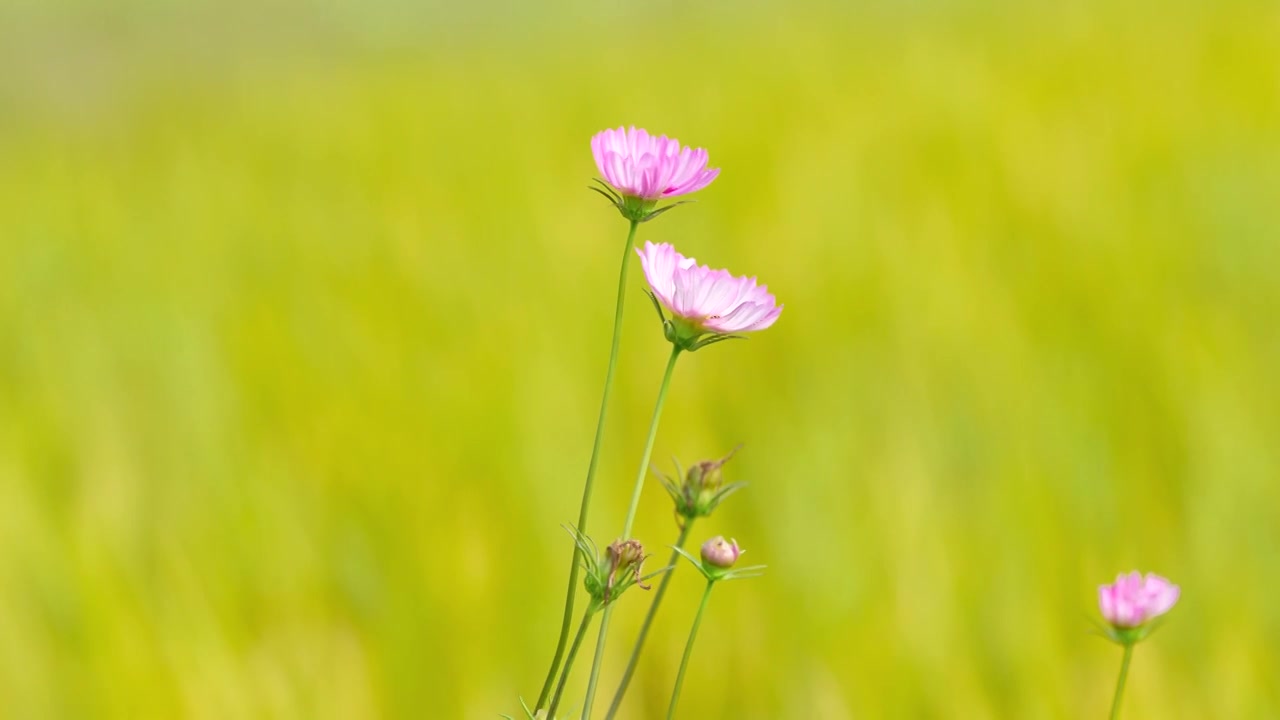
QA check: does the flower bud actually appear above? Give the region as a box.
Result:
[604,539,650,600]
[660,447,743,523]
[686,454,729,496]
[700,536,742,568]
[608,539,646,573]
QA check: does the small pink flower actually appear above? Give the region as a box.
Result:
[1099,571,1180,628]
[637,241,782,342]
[591,127,720,201]
[701,536,743,568]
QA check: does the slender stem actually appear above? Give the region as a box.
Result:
[537,220,639,710]
[667,581,715,720]
[605,521,696,719]
[581,345,683,719]
[548,604,600,720]
[621,346,682,538]
[1108,643,1135,720]
[581,604,613,720]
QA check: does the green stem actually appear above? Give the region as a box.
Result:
[537,220,639,710]
[667,580,715,720]
[581,345,683,719]
[621,346,682,538]
[581,604,613,720]
[1109,643,1134,720]
[604,521,696,720]
[548,604,600,720]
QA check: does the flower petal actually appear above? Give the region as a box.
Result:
[590,127,719,200]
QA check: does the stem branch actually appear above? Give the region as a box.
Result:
[548,604,599,720]
[604,521,695,719]
[667,581,715,720]
[1109,643,1135,720]
[581,345,683,719]
[536,221,639,709]
[621,346,682,538]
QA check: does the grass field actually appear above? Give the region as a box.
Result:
[1,1,1278,717]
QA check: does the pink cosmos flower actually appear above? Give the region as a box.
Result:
[1098,571,1180,628]
[591,127,719,202]
[637,241,782,347]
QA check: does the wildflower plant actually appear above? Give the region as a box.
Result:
[1095,571,1180,720]
[533,127,723,714]
[513,123,1194,720]
[517,127,781,720]
[665,537,766,719]
[606,450,746,718]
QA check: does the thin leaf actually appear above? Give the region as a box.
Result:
[659,476,682,504]
[588,186,623,207]
[721,564,768,582]
[709,481,749,509]
[671,546,710,579]
[1135,616,1168,641]
[562,524,599,564]
[640,200,695,223]
[590,177,622,201]
[638,564,675,583]
[643,289,667,325]
[691,334,746,351]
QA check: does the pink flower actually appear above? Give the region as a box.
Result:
[637,242,782,345]
[591,127,719,201]
[700,536,743,568]
[1099,571,1180,628]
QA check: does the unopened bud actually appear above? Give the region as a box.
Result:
[605,539,650,599]
[686,454,729,494]
[664,446,742,521]
[700,536,742,568]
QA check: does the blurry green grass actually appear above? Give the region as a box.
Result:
[1,1,1278,718]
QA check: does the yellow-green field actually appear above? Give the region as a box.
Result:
[2,2,1278,717]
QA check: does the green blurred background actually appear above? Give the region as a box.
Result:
[2,1,1278,717]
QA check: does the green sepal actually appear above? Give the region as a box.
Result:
[588,179,660,222]
[589,186,621,206]
[645,293,753,353]
[702,481,748,515]
[643,289,669,327]
[640,200,694,223]
[671,545,766,582]
[671,546,710,579]
[687,333,746,352]
[589,178,622,203]
[638,565,675,585]
[720,565,768,581]
[499,696,540,720]
[562,524,599,567]
[1095,616,1167,646]
[656,466,684,507]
